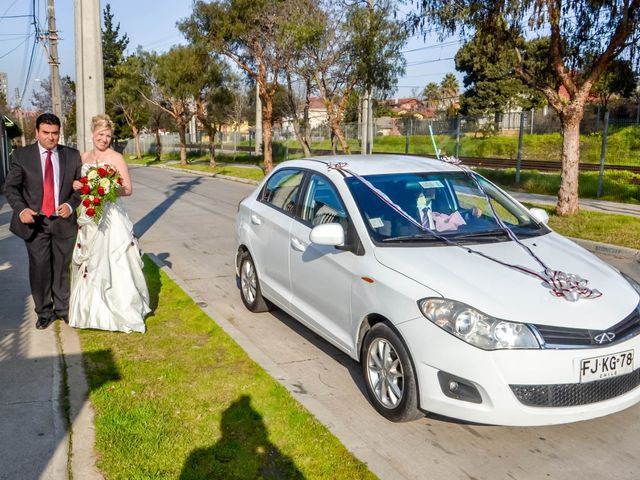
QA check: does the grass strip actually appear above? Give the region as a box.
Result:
[79,257,375,480]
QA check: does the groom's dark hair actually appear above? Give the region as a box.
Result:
[36,113,61,130]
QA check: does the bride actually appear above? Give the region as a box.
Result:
[69,114,150,333]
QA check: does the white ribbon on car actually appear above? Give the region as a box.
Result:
[326,160,602,302]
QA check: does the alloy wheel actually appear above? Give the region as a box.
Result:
[366,337,404,408]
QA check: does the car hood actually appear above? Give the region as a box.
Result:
[373,232,639,329]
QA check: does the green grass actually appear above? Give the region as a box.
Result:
[477,168,640,204]
[80,257,375,480]
[528,205,640,250]
[306,125,640,166]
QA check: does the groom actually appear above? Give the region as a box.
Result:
[4,113,82,329]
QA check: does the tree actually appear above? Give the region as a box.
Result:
[102,3,130,92]
[141,46,203,165]
[31,76,76,139]
[455,36,547,115]
[591,59,637,109]
[303,0,406,153]
[411,0,640,216]
[180,0,319,173]
[109,52,151,159]
[192,51,236,168]
[440,73,459,115]
[422,82,440,110]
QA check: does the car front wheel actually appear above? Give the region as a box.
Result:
[361,323,422,422]
[239,251,270,313]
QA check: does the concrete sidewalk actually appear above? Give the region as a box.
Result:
[508,191,640,217]
[0,196,101,480]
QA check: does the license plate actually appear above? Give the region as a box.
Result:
[580,350,634,382]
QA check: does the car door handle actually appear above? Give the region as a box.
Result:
[291,237,306,252]
[250,214,262,225]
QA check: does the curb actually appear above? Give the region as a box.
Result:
[59,325,104,480]
[569,237,640,262]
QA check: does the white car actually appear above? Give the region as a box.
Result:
[235,154,640,426]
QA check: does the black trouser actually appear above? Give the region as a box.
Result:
[24,216,74,319]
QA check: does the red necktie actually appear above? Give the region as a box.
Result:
[42,149,55,217]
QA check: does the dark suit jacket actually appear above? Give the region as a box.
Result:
[4,143,82,241]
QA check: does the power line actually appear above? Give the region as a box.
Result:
[0,35,29,59]
[405,56,455,67]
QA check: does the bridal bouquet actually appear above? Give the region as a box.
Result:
[77,164,122,224]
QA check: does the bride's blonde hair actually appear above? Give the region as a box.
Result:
[90,113,114,133]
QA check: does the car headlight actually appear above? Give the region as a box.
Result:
[621,272,640,297]
[418,298,540,350]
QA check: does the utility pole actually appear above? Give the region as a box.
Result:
[45,0,64,143]
[360,0,374,156]
[74,0,105,152]
[14,88,26,147]
[255,86,262,156]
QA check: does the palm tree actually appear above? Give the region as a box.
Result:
[423,82,441,111]
[440,73,459,115]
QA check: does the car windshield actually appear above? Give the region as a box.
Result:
[345,171,549,244]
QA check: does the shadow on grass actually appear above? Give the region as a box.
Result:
[179,395,304,480]
[81,348,121,391]
[142,256,162,313]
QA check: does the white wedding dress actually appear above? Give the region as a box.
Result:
[69,169,150,333]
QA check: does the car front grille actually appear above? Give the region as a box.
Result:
[510,369,640,407]
[532,308,640,348]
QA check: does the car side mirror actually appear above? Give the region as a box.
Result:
[309,223,345,247]
[529,207,549,225]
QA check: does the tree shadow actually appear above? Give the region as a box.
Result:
[179,395,305,480]
[133,176,204,239]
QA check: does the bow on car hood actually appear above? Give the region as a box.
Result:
[373,232,639,329]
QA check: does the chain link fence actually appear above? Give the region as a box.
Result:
[121,102,640,168]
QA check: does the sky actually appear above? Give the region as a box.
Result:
[0,0,462,108]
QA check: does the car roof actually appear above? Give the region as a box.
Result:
[277,154,463,176]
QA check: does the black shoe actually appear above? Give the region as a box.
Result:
[55,311,69,324]
[35,315,55,330]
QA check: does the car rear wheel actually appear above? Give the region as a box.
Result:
[361,323,422,422]
[239,252,270,313]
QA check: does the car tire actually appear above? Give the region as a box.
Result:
[361,323,422,422]
[239,252,271,313]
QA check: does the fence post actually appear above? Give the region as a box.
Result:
[597,110,610,198]
[455,115,461,159]
[516,111,525,184]
[530,109,534,134]
[285,127,289,161]
[404,118,410,154]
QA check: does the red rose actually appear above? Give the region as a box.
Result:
[98,168,108,177]
[93,197,101,205]
[117,178,123,185]
[82,198,91,207]
[80,176,89,184]
[86,208,95,217]
[81,185,91,194]
[97,186,105,195]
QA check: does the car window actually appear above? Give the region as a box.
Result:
[301,174,348,228]
[260,169,304,214]
[345,171,548,243]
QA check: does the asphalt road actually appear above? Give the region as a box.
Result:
[124,165,640,480]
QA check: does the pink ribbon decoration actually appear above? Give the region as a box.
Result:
[326,160,602,302]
